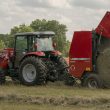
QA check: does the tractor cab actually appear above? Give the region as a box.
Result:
[15,31,55,52]
[14,31,55,67]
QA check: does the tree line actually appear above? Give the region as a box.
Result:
[0,19,70,56]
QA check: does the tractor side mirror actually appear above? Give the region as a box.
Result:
[53,42,56,48]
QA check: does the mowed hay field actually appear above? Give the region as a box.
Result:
[0,81,110,110]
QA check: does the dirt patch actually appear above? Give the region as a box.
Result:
[0,94,110,106]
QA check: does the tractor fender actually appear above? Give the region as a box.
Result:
[51,50,62,56]
[26,52,45,57]
[20,52,45,63]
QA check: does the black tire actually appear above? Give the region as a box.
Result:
[64,73,75,86]
[52,56,69,81]
[0,70,6,85]
[82,74,102,88]
[45,60,58,82]
[19,56,47,86]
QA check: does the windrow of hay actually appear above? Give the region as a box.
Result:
[0,94,110,106]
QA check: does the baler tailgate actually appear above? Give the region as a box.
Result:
[95,11,110,38]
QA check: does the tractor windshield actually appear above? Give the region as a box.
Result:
[36,37,54,51]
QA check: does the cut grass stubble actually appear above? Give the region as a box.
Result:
[0,81,110,110]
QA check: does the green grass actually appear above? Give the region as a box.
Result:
[0,103,109,110]
[0,81,110,98]
[0,81,110,110]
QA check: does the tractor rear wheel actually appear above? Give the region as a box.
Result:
[53,56,68,81]
[45,60,58,82]
[19,56,47,86]
[82,74,102,88]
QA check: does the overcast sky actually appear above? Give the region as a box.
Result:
[0,0,110,41]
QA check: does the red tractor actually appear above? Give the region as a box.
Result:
[0,31,68,85]
[68,11,110,88]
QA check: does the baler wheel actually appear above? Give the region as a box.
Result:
[82,74,102,88]
[19,56,47,86]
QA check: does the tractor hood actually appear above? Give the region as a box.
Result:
[95,11,110,38]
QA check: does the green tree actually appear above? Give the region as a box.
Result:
[0,34,9,49]
[10,24,33,35]
[30,19,47,31]
[0,40,5,50]
[63,40,71,57]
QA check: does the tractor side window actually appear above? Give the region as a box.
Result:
[16,36,27,51]
[28,36,36,52]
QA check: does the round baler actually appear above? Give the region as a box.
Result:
[68,11,110,88]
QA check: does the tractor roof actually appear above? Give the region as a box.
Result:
[15,31,55,36]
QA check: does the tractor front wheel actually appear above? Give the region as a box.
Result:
[19,56,47,86]
[82,74,102,88]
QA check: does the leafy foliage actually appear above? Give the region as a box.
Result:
[10,24,33,35]
[0,40,5,50]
